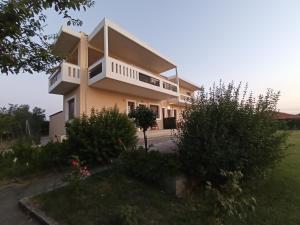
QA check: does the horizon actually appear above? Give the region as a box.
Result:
[0,0,299,116]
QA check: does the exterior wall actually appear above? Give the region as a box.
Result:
[179,86,193,96]
[49,111,65,141]
[63,87,80,121]
[84,86,165,129]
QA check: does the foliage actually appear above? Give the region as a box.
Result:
[65,157,91,203]
[203,170,256,225]
[119,205,139,225]
[278,119,300,130]
[128,105,157,152]
[0,139,67,179]
[0,104,47,145]
[0,0,95,74]
[177,81,289,185]
[66,107,138,164]
[119,148,181,183]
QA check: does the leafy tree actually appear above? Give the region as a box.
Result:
[0,0,95,74]
[128,105,157,153]
[0,104,47,143]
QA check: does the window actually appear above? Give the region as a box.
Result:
[68,98,75,120]
[89,63,102,79]
[139,73,160,86]
[162,108,165,119]
[127,101,135,114]
[150,104,160,119]
[163,82,178,92]
[186,92,191,96]
[174,109,177,119]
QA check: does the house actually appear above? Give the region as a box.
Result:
[48,18,201,141]
[273,112,300,120]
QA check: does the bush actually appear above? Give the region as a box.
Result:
[0,139,68,179]
[66,107,138,164]
[119,148,181,183]
[177,82,289,185]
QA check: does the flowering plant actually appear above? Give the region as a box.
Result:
[65,157,91,199]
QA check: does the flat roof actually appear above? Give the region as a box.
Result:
[168,75,202,91]
[88,18,177,73]
[52,26,81,56]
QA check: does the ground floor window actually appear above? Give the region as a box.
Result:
[68,98,75,120]
[127,100,136,114]
[150,104,160,119]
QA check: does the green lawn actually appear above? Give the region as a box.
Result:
[241,130,300,225]
[32,131,300,225]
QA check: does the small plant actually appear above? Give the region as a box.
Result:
[203,170,256,225]
[128,105,156,152]
[65,156,91,200]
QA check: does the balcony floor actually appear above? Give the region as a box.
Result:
[50,81,79,95]
[90,77,177,100]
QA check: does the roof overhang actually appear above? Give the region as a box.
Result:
[168,76,202,91]
[52,26,81,56]
[88,18,176,74]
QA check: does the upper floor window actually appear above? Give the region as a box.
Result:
[163,82,177,92]
[139,73,160,87]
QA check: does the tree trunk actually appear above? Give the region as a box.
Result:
[143,129,148,153]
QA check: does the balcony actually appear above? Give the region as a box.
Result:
[48,62,80,95]
[169,94,193,106]
[88,56,179,100]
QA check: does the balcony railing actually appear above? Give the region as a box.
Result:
[48,62,80,94]
[107,56,179,96]
[179,94,192,103]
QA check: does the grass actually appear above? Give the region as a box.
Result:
[33,169,203,225]
[32,131,300,225]
[240,130,300,225]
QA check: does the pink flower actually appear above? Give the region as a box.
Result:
[71,159,79,168]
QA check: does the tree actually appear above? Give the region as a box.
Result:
[0,104,47,142]
[0,0,95,74]
[128,105,157,153]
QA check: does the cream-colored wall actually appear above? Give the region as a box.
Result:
[49,111,65,141]
[63,87,80,121]
[179,86,193,96]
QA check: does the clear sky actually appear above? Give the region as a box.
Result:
[1,0,300,116]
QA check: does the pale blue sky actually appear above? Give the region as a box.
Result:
[1,0,300,116]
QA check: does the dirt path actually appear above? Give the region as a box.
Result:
[0,173,64,225]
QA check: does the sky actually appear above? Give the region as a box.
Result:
[1,0,300,116]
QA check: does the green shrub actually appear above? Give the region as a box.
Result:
[37,141,68,170]
[66,107,138,164]
[177,82,289,184]
[119,148,181,183]
[0,140,68,179]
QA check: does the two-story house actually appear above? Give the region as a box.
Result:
[49,18,201,141]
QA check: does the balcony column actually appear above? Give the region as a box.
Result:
[104,21,109,74]
[79,32,89,115]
